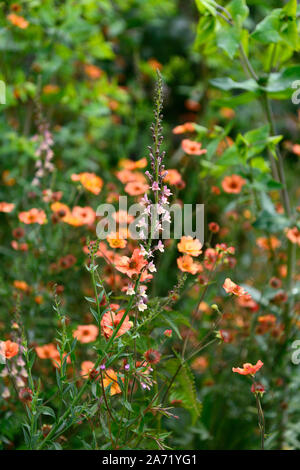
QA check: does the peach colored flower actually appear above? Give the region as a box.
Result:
[18,208,46,224]
[119,158,148,170]
[80,361,96,378]
[115,248,147,278]
[7,13,29,29]
[13,280,31,293]
[84,64,103,79]
[0,202,15,213]
[102,369,122,396]
[163,169,184,186]
[177,236,202,257]
[73,325,99,344]
[35,343,70,368]
[223,278,250,299]
[101,308,132,339]
[221,174,246,194]
[181,139,207,155]
[71,172,103,195]
[0,340,19,359]
[70,206,96,225]
[124,181,149,196]
[286,226,300,246]
[43,84,60,95]
[172,122,196,134]
[177,255,200,274]
[107,232,127,249]
[256,236,281,251]
[232,360,263,376]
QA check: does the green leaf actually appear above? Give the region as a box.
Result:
[210,77,258,92]
[216,26,240,59]
[228,0,249,27]
[195,0,218,15]
[252,9,282,44]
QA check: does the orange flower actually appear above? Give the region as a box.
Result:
[223,278,250,299]
[221,174,246,194]
[101,308,132,339]
[102,369,122,396]
[35,343,59,360]
[73,325,99,344]
[43,84,60,95]
[50,202,71,219]
[163,169,184,187]
[18,208,47,224]
[232,360,263,376]
[0,340,19,359]
[172,122,196,134]
[80,361,96,378]
[286,226,300,246]
[107,232,127,249]
[7,13,29,29]
[181,139,207,155]
[177,236,202,257]
[84,64,103,79]
[0,202,15,213]
[256,236,281,251]
[13,280,31,293]
[64,206,96,226]
[119,158,148,170]
[177,255,200,274]
[115,248,147,278]
[124,181,149,196]
[71,172,103,195]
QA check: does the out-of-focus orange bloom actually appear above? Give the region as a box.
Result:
[163,169,184,187]
[7,13,29,29]
[80,361,96,378]
[50,202,72,219]
[102,369,122,396]
[181,139,207,156]
[119,158,147,170]
[107,232,127,249]
[232,360,263,376]
[113,210,135,224]
[71,172,103,195]
[0,340,19,359]
[191,356,208,372]
[184,99,200,112]
[116,170,147,185]
[35,343,58,359]
[115,248,147,278]
[124,181,149,196]
[222,174,246,194]
[286,226,300,246]
[0,202,15,213]
[172,122,196,134]
[18,208,46,225]
[13,280,31,293]
[35,343,70,369]
[291,143,300,156]
[177,255,200,274]
[34,295,44,305]
[101,308,132,339]
[216,136,234,155]
[147,58,163,71]
[64,206,96,226]
[84,64,103,79]
[2,170,16,186]
[43,84,60,95]
[73,325,99,344]
[177,236,202,257]
[223,278,250,299]
[220,107,235,119]
[256,236,281,251]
